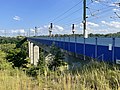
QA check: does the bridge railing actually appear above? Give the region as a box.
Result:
[28,37,120,64]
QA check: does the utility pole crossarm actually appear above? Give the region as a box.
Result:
[114,12,120,18]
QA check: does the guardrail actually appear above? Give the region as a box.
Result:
[28,37,120,64]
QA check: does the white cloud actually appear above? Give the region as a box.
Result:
[101,21,120,29]
[113,8,120,12]
[0,30,5,33]
[13,16,21,21]
[30,28,35,32]
[11,30,17,33]
[36,25,65,35]
[87,21,120,34]
[25,25,65,36]
[43,25,49,28]
[94,1,99,3]
[11,29,25,33]
[19,29,25,33]
[77,21,120,34]
[87,22,99,27]
[110,2,120,7]
[54,25,64,32]
[101,21,106,24]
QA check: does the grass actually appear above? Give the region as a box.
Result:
[0,49,120,90]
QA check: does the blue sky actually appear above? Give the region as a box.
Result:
[0,0,120,36]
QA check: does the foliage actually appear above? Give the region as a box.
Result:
[48,44,67,71]
[1,36,120,89]
[0,50,13,70]
[15,37,27,48]
[0,36,24,44]
[0,37,29,68]
[89,32,120,37]
[26,49,46,77]
[0,44,16,53]
[6,48,28,68]
[37,49,46,75]
[26,65,38,77]
[0,45,120,89]
[38,31,120,38]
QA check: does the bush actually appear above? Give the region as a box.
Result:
[6,48,28,68]
[48,44,67,71]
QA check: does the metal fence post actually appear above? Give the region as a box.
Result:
[64,36,65,42]
[95,38,98,58]
[68,36,70,51]
[112,38,115,63]
[62,37,64,49]
[59,36,61,48]
[84,38,86,60]
[75,35,77,53]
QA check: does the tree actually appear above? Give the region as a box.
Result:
[48,44,66,71]
[6,48,28,68]
[37,49,45,74]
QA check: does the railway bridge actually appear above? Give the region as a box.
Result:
[27,37,120,66]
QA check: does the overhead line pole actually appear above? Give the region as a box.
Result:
[83,0,87,38]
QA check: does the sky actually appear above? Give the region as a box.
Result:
[0,0,120,36]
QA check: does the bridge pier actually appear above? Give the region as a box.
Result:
[33,45,39,66]
[28,41,39,66]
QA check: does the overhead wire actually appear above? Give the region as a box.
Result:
[54,8,82,23]
[95,0,120,7]
[50,0,83,23]
[47,0,120,34]
[114,12,120,18]
[87,0,120,21]
[54,1,93,24]
[88,9,120,21]
[58,1,94,31]
[63,18,82,26]
[87,6,113,18]
[87,7,113,21]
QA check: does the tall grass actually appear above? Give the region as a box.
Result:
[0,49,120,90]
[36,61,120,90]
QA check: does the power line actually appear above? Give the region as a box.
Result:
[63,18,82,26]
[50,0,83,22]
[54,1,93,24]
[87,9,113,21]
[88,4,120,21]
[114,12,120,18]
[87,6,113,20]
[94,0,120,7]
[54,8,82,23]
[64,17,82,24]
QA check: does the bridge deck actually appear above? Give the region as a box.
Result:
[28,37,120,64]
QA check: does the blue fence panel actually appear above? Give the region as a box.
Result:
[76,43,84,54]
[59,41,64,49]
[85,44,96,58]
[50,40,53,46]
[57,41,61,48]
[97,45,112,63]
[54,41,59,47]
[115,47,120,61]
[69,42,75,53]
[64,42,69,51]
[61,42,66,50]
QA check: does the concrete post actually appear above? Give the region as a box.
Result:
[28,41,31,58]
[30,42,34,64]
[33,45,39,66]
